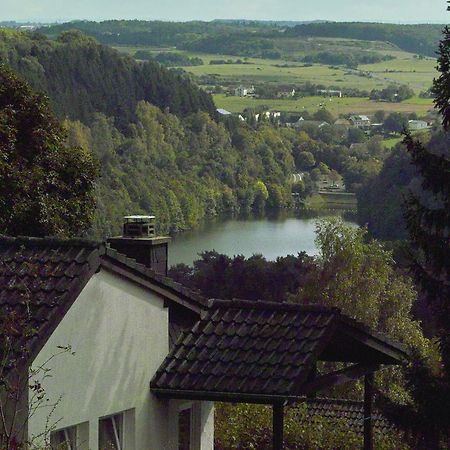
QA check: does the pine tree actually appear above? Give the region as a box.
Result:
[394,4,450,447]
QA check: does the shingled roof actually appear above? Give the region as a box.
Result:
[0,236,102,371]
[0,236,206,374]
[151,299,408,403]
[304,398,393,434]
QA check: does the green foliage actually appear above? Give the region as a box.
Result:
[0,29,216,125]
[370,84,415,103]
[63,103,294,237]
[169,251,314,302]
[214,402,410,450]
[384,112,409,134]
[0,65,98,237]
[134,50,204,67]
[304,50,393,67]
[357,144,416,240]
[292,219,438,403]
[287,22,444,57]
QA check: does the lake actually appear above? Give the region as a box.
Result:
[168,211,357,267]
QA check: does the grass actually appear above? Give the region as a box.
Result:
[213,94,433,116]
[112,43,435,117]
[113,45,435,92]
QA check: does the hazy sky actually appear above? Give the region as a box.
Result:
[1,0,448,23]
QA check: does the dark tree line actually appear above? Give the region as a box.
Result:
[0,29,216,127]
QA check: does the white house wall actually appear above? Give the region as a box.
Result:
[28,269,213,450]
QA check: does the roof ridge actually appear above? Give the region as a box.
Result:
[0,235,103,249]
[208,298,341,313]
[103,247,206,310]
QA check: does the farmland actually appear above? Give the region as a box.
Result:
[113,39,436,117]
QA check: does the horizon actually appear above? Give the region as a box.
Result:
[1,0,448,24]
[1,18,447,26]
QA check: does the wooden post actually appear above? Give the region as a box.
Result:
[364,373,374,450]
[273,403,284,450]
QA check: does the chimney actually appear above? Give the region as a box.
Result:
[107,215,171,275]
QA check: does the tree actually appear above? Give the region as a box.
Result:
[0,65,99,237]
[382,7,450,446]
[384,112,408,134]
[296,151,315,170]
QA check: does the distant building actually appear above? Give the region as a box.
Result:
[277,89,296,98]
[234,85,255,97]
[408,119,429,131]
[318,89,342,98]
[349,115,371,129]
[294,117,329,130]
[334,118,351,127]
[235,85,248,97]
[216,108,233,116]
[255,111,282,122]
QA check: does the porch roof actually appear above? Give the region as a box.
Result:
[151,299,408,403]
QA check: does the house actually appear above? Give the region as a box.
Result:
[234,85,255,97]
[294,117,329,130]
[334,118,351,127]
[254,111,282,122]
[216,108,232,116]
[318,89,342,98]
[349,115,371,129]
[408,119,429,131]
[1,217,409,450]
[277,89,296,98]
[234,85,248,97]
[0,216,213,450]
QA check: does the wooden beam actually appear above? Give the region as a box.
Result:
[364,373,374,450]
[299,363,380,395]
[273,403,284,450]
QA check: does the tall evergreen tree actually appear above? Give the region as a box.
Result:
[389,4,450,448]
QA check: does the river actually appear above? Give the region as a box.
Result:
[168,211,357,267]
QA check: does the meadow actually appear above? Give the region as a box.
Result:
[112,37,436,117]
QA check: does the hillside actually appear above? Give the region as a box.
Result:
[0,29,300,237]
[286,22,444,57]
[0,28,216,125]
[39,20,443,58]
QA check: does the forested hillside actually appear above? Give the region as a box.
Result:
[39,20,443,58]
[0,29,299,237]
[286,22,443,57]
[64,105,294,238]
[0,28,215,125]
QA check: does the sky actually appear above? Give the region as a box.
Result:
[1,0,448,24]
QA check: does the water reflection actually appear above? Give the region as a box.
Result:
[168,210,357,267]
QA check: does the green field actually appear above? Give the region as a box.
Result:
[213,94,433,116]
[113,44,436,91]
[112,40,436,117]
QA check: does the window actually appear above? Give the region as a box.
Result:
[50,426,77,450]
[99,413,123,450]
[178,407,192,450]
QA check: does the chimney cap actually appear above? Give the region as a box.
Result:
[124,215,155,223]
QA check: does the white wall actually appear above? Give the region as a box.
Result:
[28,269,214,450]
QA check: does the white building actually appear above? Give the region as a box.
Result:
[1,217,213,450]
[349,115,371,129]
[408,119,429,131]
[234,85,248,97]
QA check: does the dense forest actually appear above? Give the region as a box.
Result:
[0,28,215,125]
[0,29,302,237]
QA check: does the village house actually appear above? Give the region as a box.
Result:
[349,114,371,129]
[318,89,342,98]
[294,117,329,130]
[1,216,213,450]
[408,119,429,131]
[1,216,409,450]
[234,85,255,97]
